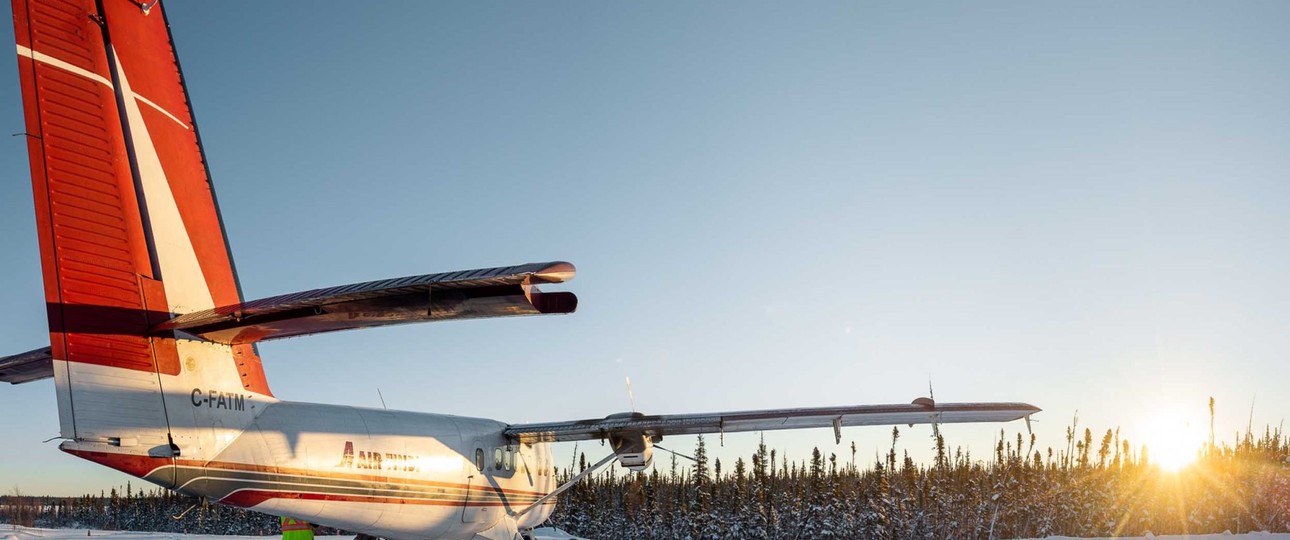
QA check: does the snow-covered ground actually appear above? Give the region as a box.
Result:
[0,527,588,540]
[1037,536,1290,540]
[2,525,1285,540]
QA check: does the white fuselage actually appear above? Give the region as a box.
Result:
[64,400,557,540]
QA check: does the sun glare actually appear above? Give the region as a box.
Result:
[1140,413,1203,472]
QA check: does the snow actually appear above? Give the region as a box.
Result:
[1,524,1283,540]
[0,526,590,540]
[0,527,344,540]
[530,527,590,540]
[1039,535,1288,540]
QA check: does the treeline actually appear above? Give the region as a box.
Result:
[4,421,1288,539]
[550,423,1290,539]
[0,484,323,535]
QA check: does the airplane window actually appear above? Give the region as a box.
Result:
[494,448,503,470]
[504,447,514,471]
[474,449,484,472]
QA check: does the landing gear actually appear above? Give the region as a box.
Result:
[354,534,381,540]
[518,528,535,540]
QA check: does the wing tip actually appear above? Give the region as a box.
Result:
[0,346,55,384]
[533,261,576,283]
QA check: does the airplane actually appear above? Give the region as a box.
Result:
[0,2,1040,539]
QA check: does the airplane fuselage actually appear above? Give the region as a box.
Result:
[64,401,556,540]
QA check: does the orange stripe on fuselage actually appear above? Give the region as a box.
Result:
[67,448,551,499]
[197,458,552,497]
[221,490,557,509]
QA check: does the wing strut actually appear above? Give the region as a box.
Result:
[512,453,618,518]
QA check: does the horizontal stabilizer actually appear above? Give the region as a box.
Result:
[0,347,54,384]
[505,400,1040,443]
[153,261,577,344]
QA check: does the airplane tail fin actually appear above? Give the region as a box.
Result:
[11,0,271,480]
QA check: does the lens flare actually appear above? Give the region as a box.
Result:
[1141,413,1203,472]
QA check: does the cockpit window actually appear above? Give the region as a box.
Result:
[494,447,504,470]
[474,448,484,472]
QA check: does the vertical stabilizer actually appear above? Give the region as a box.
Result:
[11,0,272,484]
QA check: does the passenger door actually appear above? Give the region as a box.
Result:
[462,439,488,523]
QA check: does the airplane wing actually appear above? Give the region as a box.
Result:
[153,261,576,345]
[504,400,1040,444]
[0,347,54,384]
[506,398,1039,514]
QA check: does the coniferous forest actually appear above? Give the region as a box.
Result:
[1,484,282,536]
[4,422,1289,540]
[549,423,1290,539]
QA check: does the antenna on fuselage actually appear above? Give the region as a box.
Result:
[377,388,388,410]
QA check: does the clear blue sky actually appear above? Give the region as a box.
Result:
[3,2,1290,495]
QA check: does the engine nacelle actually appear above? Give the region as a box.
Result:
[609,431,654,471]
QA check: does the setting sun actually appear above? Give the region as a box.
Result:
[1140,413,1205,472]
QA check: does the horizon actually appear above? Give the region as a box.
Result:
[3,2,1290,496]
[5,422,1289,539]
[3,410,1283,498]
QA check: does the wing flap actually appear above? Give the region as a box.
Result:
[505,401,1040,443]
[0,347,54,385]
[152,261,577,344]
